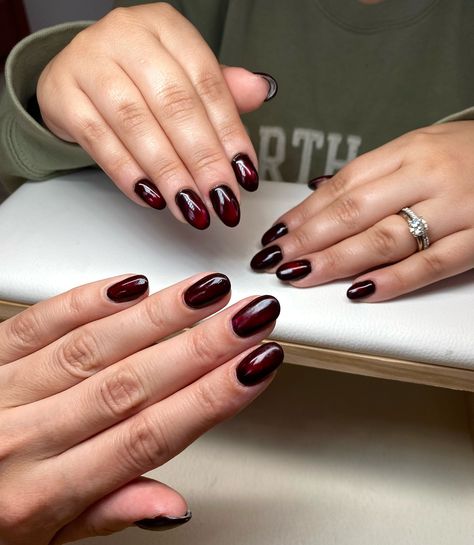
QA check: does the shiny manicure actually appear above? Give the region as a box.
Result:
[253,72,279,102]
[236,342,284,386]
[135,511,192,532]
[276,260,312,281]
[106,275,148,303]
[210,185,240,227]
[184,273,231,309]
[261,222,288,246]
[308,175,333,191]
[232,153,259,192]
[134,179,166,209]
[232,295,281,337]
[175,189,210,230]
[347,280,376,300]
[250,245,283,271]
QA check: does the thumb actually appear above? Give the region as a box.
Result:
[51,477,190,544]
[222,66,278,113]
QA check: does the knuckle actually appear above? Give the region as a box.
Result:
[290,227,313,253]
[8,310,42,353]
[151,156,183,184]
[194,72,225,103]
[115,100,149,134]
[65,287,89,317]
[99,369,146,418]
[193,378,226,424]
[142,297,166,331]
[191,147,223,173]
[330,196,361,230]
[125,414,171,471]
[370,225,398,259]
[55,328,102,378]
[217,120,245,147]
[420,252,445,279]
[328,171,350,198]
[187,330,221,364]
[159,84,196,122]
[76,116,109,146]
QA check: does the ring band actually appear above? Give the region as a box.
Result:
[398,207,430,251]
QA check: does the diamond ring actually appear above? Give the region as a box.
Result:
[398,207,430,251]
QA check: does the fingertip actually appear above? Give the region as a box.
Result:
[222,66,271,113]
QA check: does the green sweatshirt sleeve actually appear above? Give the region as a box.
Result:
[0,22,94,193]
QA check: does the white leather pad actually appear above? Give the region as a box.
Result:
[0,170,472,368]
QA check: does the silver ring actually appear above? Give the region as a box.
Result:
[398,207,430,251]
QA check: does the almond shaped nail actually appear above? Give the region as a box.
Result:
[184,273,231,309]
[106,275,148,303]
[210,185,240,227]
[236,342,284,386]
[231,295,280,337]
[175,189,210,230]
[232,154,259,192]
[276,260,312,281]
[261,222,288,246]
[250,245,283,271]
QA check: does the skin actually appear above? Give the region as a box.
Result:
[37,3,269,223]
[264,121,474,301]
[0,273,279,544]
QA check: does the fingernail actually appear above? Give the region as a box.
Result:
[135,511,192,532]
[106,275,148,303]
[250,245,283,271]
[184,273,231,309]
[253,72,278,102]
[261,222,288,246]
[236,342,284,386]
[232,295,281,338]
[347,280,376,300]
[308,175,333,191]
[210,185,240,227]
[276,259,312,281]
[232,153,259,192]
[175,189,210,230]
[134,179,166,210]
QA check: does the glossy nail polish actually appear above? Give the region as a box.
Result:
[175,189,210,230]
[250,245,283,271]
[134,179,166,210]
[236,342,284,386]
[308,175,333,191]
[232,295,281,337]
[106,275,148,303]
[210,185,240,227]
[184,273,231,309]
[347,280,376,300]
[276,260,312,281]
[232,153,259,192]
[135,511,192,532]
[261,222,288,246]
[253,72,279,102]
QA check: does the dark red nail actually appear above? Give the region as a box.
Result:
[184,273,231,309]
[134,179,166,210]
[210,185,240,227]
[135,511,192,532]
[250,245,283,271]
[347,280,376,300]
[106,275,148,303]
[253,72,278,102]
[232,154,259,192]
[261,223,288,246]
[232,295,280,338]
[175,189,210,230]
[276,260,312,281]
[236,342,284,386]
[308,175,333,191]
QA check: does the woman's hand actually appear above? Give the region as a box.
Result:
[37,3,274,229]
[250,121,474,302]
[0,273,282,544]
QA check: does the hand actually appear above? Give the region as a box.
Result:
[250,121,474,302]
[37,4,274,229]
[0,273,282,544]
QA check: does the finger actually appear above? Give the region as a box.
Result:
[30,296,280,452]
[54,342,284,506]
[46,83,157,209]
[278,199,462,287]
[346,229,474,302]
[0,275,148,366]
[2,273,231,405]
[222,66,275,114]
[51,477,189,545]
[251,168,429,271]
[261,137,407,241]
